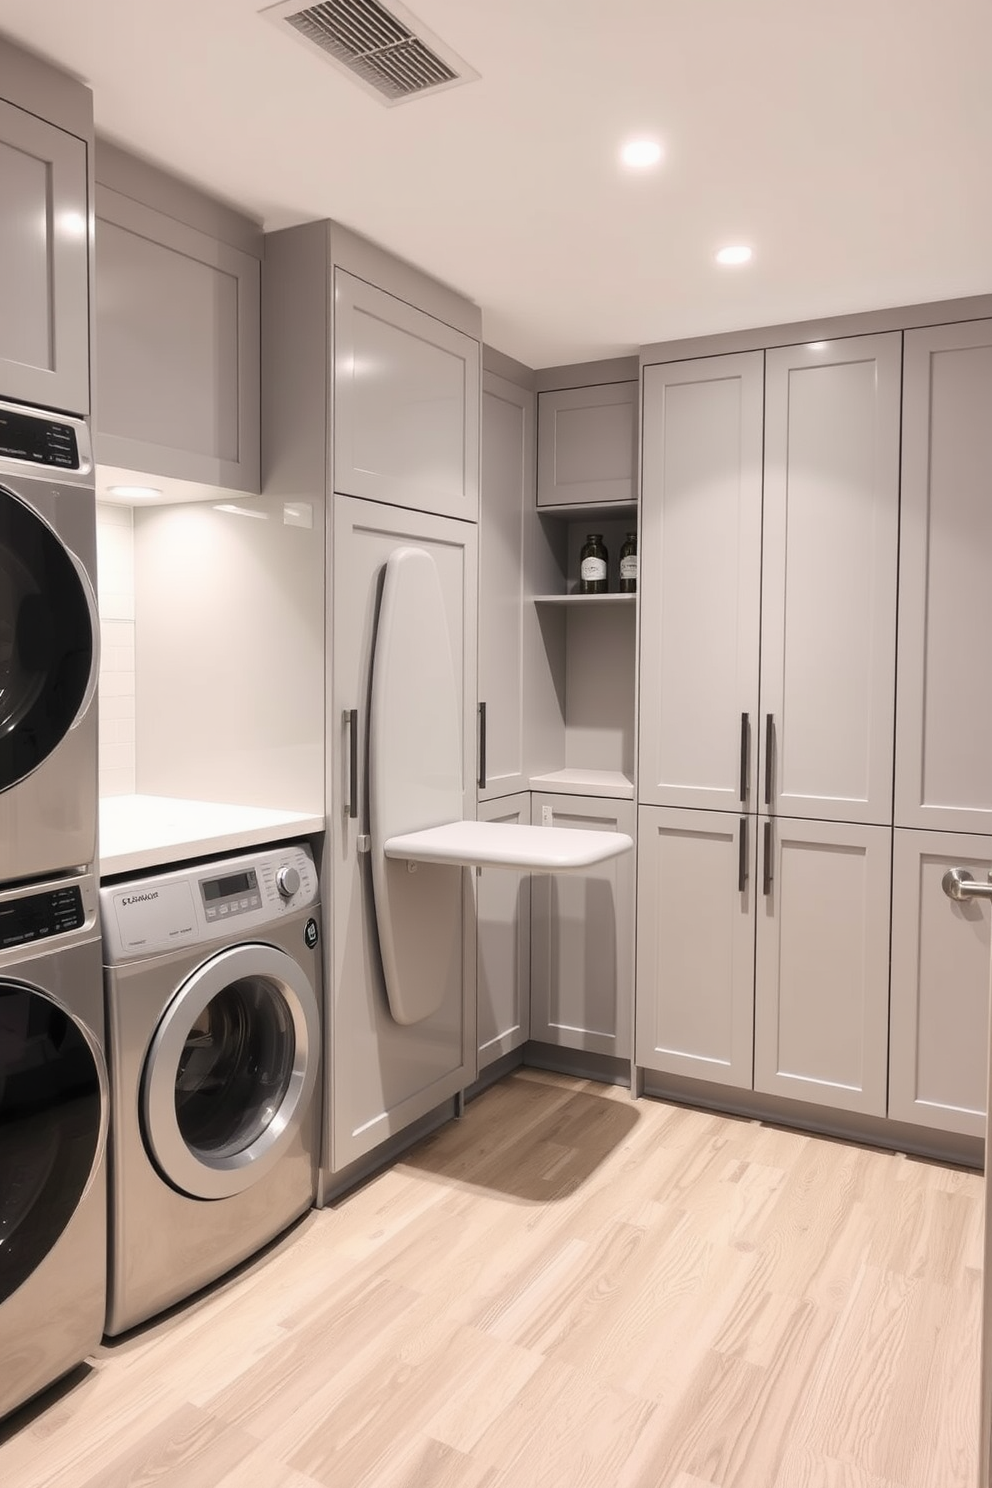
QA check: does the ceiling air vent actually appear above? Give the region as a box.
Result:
[262,0,479,106]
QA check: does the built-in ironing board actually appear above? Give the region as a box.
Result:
[369,546,633,1027]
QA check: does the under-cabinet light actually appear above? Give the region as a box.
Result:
[620,138,663,169]
[106,484,162,500]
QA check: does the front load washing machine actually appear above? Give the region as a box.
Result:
[0,871,107,1421]
[100,842,322,1335]
[0,401,99,886]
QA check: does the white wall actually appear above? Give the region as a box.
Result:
[95,501,136,796]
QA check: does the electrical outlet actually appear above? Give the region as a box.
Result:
[542,804,553,827]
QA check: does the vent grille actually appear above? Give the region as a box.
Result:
[270,0,476,105]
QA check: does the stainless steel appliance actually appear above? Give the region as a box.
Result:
[100,842,322,1335]
[0,400,98,885]
[0,872,107,1420]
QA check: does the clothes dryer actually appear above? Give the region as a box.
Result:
[0,401,98,885]
[0,871,107,1421]
[101,842,322,1335]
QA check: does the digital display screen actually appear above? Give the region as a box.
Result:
[202,870,257,902]
[0,887,84,947]
[0,409,79,469]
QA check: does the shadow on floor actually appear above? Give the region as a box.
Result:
[399,1072,641,1203]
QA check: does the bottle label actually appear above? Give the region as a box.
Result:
[620,555,638,579]
[580,557,607,581]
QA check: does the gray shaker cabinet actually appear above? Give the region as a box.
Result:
[895,320,992,834]
[530,793,634,1059]
[537,381,637,507]
[334,269,480,521]
[477,793,531,1069]
[889,828,991,1139]
[753,817,891,1118]
[636,805,757,1090]
[94,186,261,491]
[0,98,89,414]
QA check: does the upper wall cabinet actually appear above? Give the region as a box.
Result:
[895,320,992,834]
[333,269,480,521]
[639,352,764,811]
[639,335,900,826]
[761,336,901,825]
[537,381,637,507]
[94,186,261,492]
[0,98,89,415]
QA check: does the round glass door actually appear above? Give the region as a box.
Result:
[0,488,95,793]
[142,944,320,1201]
[0,982,107,1305]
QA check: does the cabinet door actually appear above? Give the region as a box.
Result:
[895,321,992,832]
[94,187,260,492]
[479,372,533,798]
[529,793,634,1058]
[0,99,88,414]
[328,494,478,1173]
[636,806,756,1089]
[754,817,891,1116]
[334,270,480,521]
[639,352,764,810]
[889,828,991,1137]
[761,335,901,825]
[537,382,637,507]
[477,793,531,1068]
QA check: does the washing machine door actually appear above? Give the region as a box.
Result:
[141,942,320,1201]
[0,487,96,793]
[0,981,107,1304]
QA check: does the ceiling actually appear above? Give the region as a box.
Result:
[1,0,989,368]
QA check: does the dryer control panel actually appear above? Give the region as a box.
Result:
[101,844,318,962]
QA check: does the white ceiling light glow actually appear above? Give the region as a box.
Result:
[106,484,162,499]
[715,245,753,266]
[620,138,662,170]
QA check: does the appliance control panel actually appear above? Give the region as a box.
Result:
[0,884,85,950]
[101,843,319,962]
[0,401,86,471]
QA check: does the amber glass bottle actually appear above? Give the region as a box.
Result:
[579,533,608,594]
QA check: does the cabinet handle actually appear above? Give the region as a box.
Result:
[942,868,992,901]
[764,713,774,807]
[738,817,748,892]
[763,819,773,896]
[739,712,750,804]
[478,701,487,791]
[344,708,358,820]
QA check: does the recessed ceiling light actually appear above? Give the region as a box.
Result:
[715,245,752,266]
[620,139,662,170]
[106,484,162,499]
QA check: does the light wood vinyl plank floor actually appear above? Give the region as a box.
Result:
[0,1069,982,1487]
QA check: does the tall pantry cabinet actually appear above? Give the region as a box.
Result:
[636,335,900,1116]
[263,221,482,1183]
[888,319,992,1139]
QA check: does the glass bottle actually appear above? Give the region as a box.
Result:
[619,532,638,594]
[579,533,608,594]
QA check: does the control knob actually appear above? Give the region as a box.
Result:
[275,865,301,900]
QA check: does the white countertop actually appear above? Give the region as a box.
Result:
[99,795,326,877]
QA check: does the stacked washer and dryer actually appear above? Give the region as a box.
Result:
[0,402,107,1420]
[1,396,326,1422]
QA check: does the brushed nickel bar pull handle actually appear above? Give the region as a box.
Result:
[738,816,748,893]
[739,712,750,804]
[764,713,774,807]
[942,868,992,901]
[478,701,487,791]
[763,819,773,896]
[345,708,358,820]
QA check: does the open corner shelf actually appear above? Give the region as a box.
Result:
[529,769,634,800]
[533,593,636,607]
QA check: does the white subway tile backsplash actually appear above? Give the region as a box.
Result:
[97,503,137,797]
